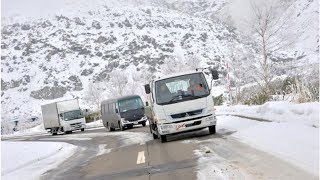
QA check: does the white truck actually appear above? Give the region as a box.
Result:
[144,68,219,142]
[41,99,86,135]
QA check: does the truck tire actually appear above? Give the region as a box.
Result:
[209,125,216,134]
[127,124,133,129]
[65,131,72,134]
[81,128,84,131]
[153,133,158,139]
[107,123,114,132]
[141,121,146,127]
[160,135,167,143]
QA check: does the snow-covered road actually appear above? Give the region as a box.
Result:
[1,101,318,180]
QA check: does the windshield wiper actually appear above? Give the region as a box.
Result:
[168,94,193,103]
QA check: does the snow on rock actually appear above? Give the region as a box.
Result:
[217,101,319,128]
[1,141,77,180]
[218,116,319,176]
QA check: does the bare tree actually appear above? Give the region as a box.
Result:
[248,0,294,96]
[105,70,129,98]
[83,82,105,112]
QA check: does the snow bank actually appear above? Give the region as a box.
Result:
[86,119,103,128]
[1,141,77,180]
[217,101,319,128]
[218,116,319,176]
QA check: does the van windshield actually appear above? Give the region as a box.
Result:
[119,97,144,113]
[155,73,210,105]
[63,110,83,121]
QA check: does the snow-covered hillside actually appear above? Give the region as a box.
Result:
[1,0,318,122]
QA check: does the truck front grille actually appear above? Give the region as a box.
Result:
[70,122,82,127]
[171,109,203,119]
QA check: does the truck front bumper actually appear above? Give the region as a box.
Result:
[65,123,86,131]
[157,115,216,135]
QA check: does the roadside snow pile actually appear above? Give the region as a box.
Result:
[13,123,47,134]
[218,116,319,176]
[217,101,319,128]
[195,146,243,180]
[86,119,103,128]
[1,124,47,138]
[1,141,77,180]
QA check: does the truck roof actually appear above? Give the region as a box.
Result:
[101,95,141,105]
[155,70,202,81]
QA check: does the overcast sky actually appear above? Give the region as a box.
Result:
[1,0,70,19]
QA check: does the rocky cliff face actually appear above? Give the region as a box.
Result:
[1,0,318,120]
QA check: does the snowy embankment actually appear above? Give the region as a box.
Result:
[217,101,319,128]
[2,119,104,137]
[1,141,77,180]
[211,101,319,176]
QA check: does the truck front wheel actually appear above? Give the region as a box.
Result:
[209,125,216,134]
[160,135,167,143]
[81,128,84,131]
[153,133,158,139]
[141,121,146,127]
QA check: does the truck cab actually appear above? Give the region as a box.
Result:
[145,69,218,142]
[59,109,86,133]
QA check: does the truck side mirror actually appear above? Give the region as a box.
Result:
[59,114,63,118]
[145,101,149,106]
[210,69,219,80]
[144,84,151,94]
[115,109,119,113]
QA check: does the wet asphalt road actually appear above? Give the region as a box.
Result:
[2,123,318,180]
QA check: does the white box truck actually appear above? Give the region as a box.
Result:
[41,99,86,135]
[144,68,219,142]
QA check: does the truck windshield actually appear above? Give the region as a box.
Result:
[63,110,83,121]
[155,73,210,105]
[119,97,144,113]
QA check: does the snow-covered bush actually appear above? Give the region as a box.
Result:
[1,119,15,135]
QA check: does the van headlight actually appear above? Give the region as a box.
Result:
[121,118,129,123]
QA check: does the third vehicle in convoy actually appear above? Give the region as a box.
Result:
[41,99,86,135]
[144,68,219,142]
[101,95,147,131]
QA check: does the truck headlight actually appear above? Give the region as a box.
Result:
[157,119,168,124]
[205,116,215,122]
